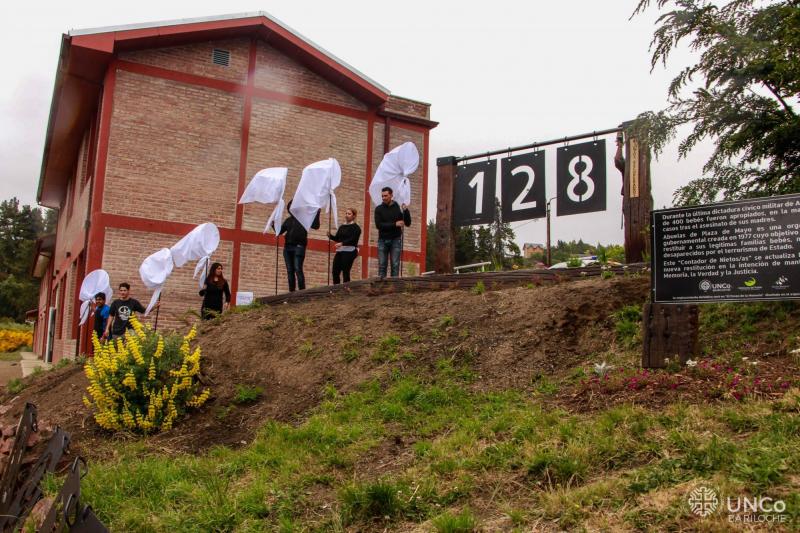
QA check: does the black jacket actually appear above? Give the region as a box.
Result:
[199,280,231,313]
[279,211,321,246]
[374,201,411,240]
[328,223,362,248]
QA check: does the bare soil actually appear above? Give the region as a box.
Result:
[0,275,651,457]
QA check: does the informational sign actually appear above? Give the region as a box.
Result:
[652,194,800,303]
[501,151,546,223]
[556,140,606,216]
[454,160,497,227]
[235,291,254,306]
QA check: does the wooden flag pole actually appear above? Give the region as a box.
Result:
[327,194,332,285]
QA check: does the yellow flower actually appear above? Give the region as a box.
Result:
[122,370,137,391]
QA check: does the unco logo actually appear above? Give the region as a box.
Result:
[688,486,718,517]
[699,280,732,292]
[699,280,712,292]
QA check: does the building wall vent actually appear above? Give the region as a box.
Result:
[211,49,231,67]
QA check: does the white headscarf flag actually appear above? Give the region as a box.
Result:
[369,142,419,207]
[169,223,221,288]
[139,248,174,316]
[290,158,341,231]
[238,167,288,235]
[78,269,113,326]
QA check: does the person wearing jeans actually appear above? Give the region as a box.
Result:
[328,207,362,284]
[373,187,411,279]
[279,200,320,291]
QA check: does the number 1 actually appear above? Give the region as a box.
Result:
[469,171,485,214]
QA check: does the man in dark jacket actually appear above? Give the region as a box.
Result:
[374,187,411,279]
[279,200,321,291]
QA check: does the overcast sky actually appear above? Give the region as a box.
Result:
[0,0,713,247]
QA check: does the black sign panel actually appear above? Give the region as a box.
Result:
[501,151,546,223]
[454,161,497,227]
[556,140,606,216]
[652,193,800,303]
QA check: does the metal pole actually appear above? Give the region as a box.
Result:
[455,126,624,164]
[399,227,404,277]
[546,196,556,267]
[327,195,332,285]
[153,294,161,332]
[274,238,279,295]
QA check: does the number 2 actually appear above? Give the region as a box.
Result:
[468,171,484,214]
[511,165,537,211]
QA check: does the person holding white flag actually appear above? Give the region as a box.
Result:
[105,282,147,341]
[278,200,320,291]
[374,187,411,279]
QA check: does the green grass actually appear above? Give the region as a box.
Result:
[372,334,402,363]
[613,304,642,348]
[7,378,25,394]
[0,351,23,362]
[62,364,800,531]
[471,281,485,295]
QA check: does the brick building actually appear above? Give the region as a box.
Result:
[30,13,436,363]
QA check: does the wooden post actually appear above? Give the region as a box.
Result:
[642,303,699,368]
[615,126,652,263]
[434,156,457,273]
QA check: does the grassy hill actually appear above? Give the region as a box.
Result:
[4,273,799,531]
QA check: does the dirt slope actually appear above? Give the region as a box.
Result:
[0,275,649,455]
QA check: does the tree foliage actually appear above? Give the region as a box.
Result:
[0,198,55,321]
[425,201,522,271]
[632,0,800,205]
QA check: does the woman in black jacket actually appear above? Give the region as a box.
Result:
[199,262,231,319]
[328,208,362,284]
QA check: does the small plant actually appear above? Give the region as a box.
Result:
[31,366,44,377]
[83,316,210,434]
[339,480,403,524]
[7,378,25,394]
[614,305,642,348]
[525,282,536,289]
[566,257,583,268]
[373,334,401,363]
[299,340,316,357]
[233,384,264,404]
[593,361,613,377]
[471,281,485,295]
[410,333,422,343]
[432,508,477,532]
[438,315,455,329]
[54,358,73,370]
[341,335,364,362]
[601,270,615,280]
[532,374,559,395]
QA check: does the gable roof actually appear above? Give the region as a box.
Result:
[38,12,395,207]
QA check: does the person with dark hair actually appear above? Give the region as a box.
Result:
[92,292,110,341]
[328,207,362,284]
[199,262,231,320]
[279,200,321,291]
[374,186,411,279]
[105,282,146,340]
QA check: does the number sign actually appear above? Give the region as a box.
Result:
[500,150,546,222]
[556,140,606,216]
[454,161,497,227]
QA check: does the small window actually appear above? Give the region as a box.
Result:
[211,48,230,67]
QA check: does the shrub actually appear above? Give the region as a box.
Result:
[471,281,485,295]
[83,316,210,434]
[7,378,25,394]
[0,328,33,353]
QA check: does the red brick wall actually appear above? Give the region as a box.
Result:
[118,38,250,84]
[254,42,367,110]
[384,95,430,120]
[103,70,244,227]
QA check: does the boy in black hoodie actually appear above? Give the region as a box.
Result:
[328,207,362,284]
[279,201,321,291]
[373,187,411,279]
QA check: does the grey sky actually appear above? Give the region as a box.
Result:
[0,0,712,248]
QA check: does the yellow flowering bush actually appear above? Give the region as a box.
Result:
[83,316,211,434]
[0,327,33,353]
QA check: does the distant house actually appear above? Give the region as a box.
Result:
[30,12,437,363]
[522,243,545,258]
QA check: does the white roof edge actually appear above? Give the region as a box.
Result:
[68,11,391,95]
